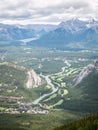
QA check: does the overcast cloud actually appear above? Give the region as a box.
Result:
[0,0,98,24]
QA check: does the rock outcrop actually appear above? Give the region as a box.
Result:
[0,62,42,89]
[94,60,98,69]
[26,70,42,89]
[72,63,96,87]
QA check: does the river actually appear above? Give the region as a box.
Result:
[32,75,58,104]
[32,61,71,105]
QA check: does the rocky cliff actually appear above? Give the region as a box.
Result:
[26,69,42,88]
[72,61,98,87]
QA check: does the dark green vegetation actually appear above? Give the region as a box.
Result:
[0,41,98,130]
[0,19,98,130]
[0,65,33,101]
[41,60,98,113]
[0,64,51,112]
[59,70,98,113]
[0,65,26,95]
[55,113,98,130]
[0,110,79,130]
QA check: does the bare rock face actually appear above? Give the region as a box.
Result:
[94,60,98,69]
[26,70,42,89]
[72,64,95,87]
[0,62,42,89]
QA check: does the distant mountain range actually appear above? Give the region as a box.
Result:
[0,23,57,41]
[0,18,98,49]
[0,23,37,41]
[32,18,98,49]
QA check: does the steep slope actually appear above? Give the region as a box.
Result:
[0,62,42,103]
[1,19,98,49]
[32,19,98,49]
[32,28,72,49]
[55,113,98,130]
[0,23,57,41]
[58,18,87,32]
[0,62,42,89]
[26,69,41,89]
[59,62,98,112]
[71,61,98,87]
[71,64,95,87]
[76,67,98,102]
[0,24,36,41]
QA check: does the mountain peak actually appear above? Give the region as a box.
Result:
[68,18,82,22]
[58,18,86,32]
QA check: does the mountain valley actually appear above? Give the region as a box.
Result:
[0,19,98,130]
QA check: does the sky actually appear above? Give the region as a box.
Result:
[0,0,98,25]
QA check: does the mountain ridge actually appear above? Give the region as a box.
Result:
[0,18,98,49]
[71,60,98,87]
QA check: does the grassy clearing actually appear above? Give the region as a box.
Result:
[47,99,64,109]
[63,90,68,96]
[44,94,57,102]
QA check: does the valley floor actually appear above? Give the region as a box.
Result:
[0,45,98,130]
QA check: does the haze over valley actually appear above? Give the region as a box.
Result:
[0,0,98,130]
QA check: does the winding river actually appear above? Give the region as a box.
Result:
[32,75,58,104]
[32,60,71,105]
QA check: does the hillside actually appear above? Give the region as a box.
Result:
[54,113,98,130]
[0,62,46,113]
[31,19,98,50]
[0,23,57,41]
[59,63,98,113]
[0,113,98,130]
[0,24,37,41]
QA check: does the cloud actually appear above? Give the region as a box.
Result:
[0,0,98,24]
